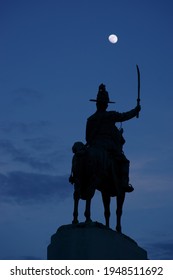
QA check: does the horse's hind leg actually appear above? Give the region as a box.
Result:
[101,192,111,228]
[84,198,92,223]
[72,191,79,224]
[116,192,125,233]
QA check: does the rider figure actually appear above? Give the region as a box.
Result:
[86,84,141,193]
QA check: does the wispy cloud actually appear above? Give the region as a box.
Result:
[10,87,43,104]
[0,121,50,135]
[0,139,54,171]
[130,153,173,192]
[3,255,42,260]
[146,241,173,260]
[24,137,54,151]
[0,171,71,204]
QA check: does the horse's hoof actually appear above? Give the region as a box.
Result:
[85,218,92,224]
[72,219,79,224]
[116,226,122,233]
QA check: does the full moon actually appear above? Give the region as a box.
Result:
[108,34,118,44]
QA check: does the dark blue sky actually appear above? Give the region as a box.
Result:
[0,0,173,259]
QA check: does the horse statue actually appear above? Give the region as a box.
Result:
[69,141,126,233]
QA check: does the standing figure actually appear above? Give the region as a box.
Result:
[69,141,94,224]
[69,83,141,231]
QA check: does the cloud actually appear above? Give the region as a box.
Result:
[20,255,42,260]
[0,139,54,171]
[0,121,50,135]
[11,87,43,104]
[24,137,54,151]
[0,171,71,204]
[130,153,173,193]
[3,255,42,260]
[146,241,173,260]
[0,134,71,175]
[0,139,17,156]
[14,152,53,171]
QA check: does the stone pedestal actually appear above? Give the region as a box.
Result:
[47,222,148,260]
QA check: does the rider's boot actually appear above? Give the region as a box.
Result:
[124,184,134,192]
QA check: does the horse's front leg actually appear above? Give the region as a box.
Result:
[72,190,80,224]
[84,198,92,223]
[116,192,125,233]
[101,192,111,228]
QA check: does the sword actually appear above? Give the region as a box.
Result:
[136,64,140,118]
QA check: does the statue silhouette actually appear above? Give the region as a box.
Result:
[69,84,141,232]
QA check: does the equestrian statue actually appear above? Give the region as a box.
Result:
[69,67,141,232]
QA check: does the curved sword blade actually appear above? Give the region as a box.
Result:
[136,64,140,118]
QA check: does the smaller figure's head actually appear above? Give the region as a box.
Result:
[72,141,85,154]
[89,84,115,111]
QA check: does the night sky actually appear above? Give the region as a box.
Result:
[0,0,173,260]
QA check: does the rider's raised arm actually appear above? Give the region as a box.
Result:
[109,105,141,123]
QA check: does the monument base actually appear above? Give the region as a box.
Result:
[47,222,148,260]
